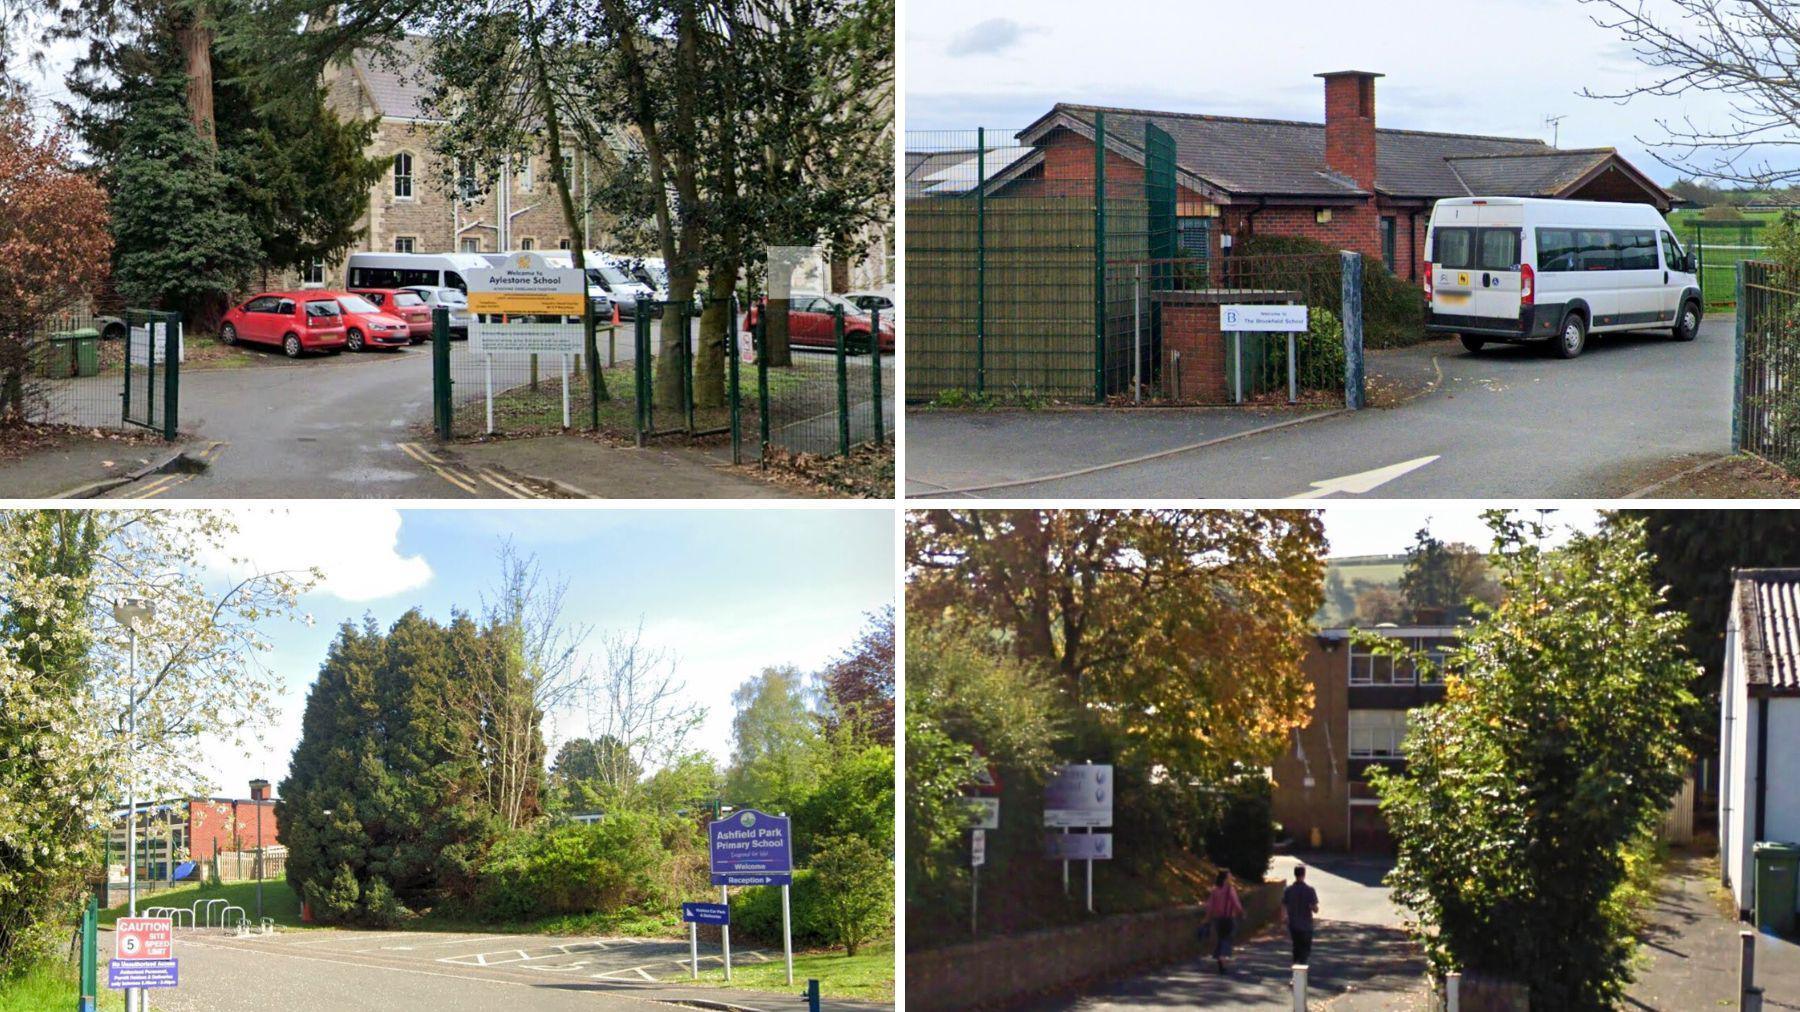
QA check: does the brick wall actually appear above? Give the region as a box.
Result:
[188,799,280,859]
[1272,641,1352,851]
[1158,301,1229,403]
[907,881,1283,1010]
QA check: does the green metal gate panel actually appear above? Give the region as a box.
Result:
[121,309,180,439]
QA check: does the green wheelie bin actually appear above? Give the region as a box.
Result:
[1753,841,1800,936]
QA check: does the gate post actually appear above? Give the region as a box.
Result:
[79,894,97,1012]
[871,307,885,444]
[634,308,652,445]
[976,126,987,396]
[757,310,771,465]
[432,307,452,439]
[1093,111,1108,404]
[682,302,696,434]
[1733,261,1746,454]
[1340,250,1366,410]
[834,305,850,456]
[729,295,742,465]
[161,312,181,441]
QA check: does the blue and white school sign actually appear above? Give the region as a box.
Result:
[682,902,730,925]
[107,959,177,990]
[709,809,793,886]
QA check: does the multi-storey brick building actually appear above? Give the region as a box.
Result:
[1271,622,1458,853]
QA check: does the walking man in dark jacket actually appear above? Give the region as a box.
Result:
[1281,864,1320,965]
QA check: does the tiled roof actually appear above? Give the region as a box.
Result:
[1025,104,1670,204]
[355,37,437,122]
[1737,568,1800,693]
[905,146,1038,196]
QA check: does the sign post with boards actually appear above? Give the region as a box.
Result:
[1220,303,1310,405]
[708,808,794,984]
[465,252,586,432]
[1044,762,1113,913]
[680,902,730,979]
[109,916,176,1002]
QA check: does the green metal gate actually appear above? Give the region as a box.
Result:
[121,309,180,439]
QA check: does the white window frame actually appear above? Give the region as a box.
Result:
[394,236,416,253]
[393,152,415,200]
[301,258,325,287]
[558,237,572,251]
[460,237,481,254]
[1348,710,1408,759]
[457,157,479,202]
[520,157,534,193]
[519,237,535,252]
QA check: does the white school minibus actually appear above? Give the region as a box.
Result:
[1424,197,1702,358]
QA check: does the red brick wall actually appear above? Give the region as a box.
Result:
[189,799,280,857]
[1160,303,1229,403]
[1221,204,1381,263]
[1321,73,1378,191]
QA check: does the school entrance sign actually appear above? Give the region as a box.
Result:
[110,916,177,993]
[465,251,587,431]
[707,808,795,986]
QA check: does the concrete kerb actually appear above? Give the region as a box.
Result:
[1622,453,1738,498]
[55,443,205,499]
[654,1000,771,1012]
[912,409,1348,497]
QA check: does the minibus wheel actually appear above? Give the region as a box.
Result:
[283,333,303,358]
[1673,301,1700,342]
[1554,313,1587,359]
[1460,335,1485,354]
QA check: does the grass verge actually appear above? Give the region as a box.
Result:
[0,959,125,1011]
[100,878,308,930]
[666,940,894,1003]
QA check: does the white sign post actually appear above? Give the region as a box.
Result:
[1221,304,1310,405]
[1045,762,1113,914]
[465,252,586,433]
[970,829,986,938]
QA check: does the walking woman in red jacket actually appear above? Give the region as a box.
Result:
[1203,869,1245,974]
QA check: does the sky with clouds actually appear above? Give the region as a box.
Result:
[906,0,1792,185]
[183,506,895,799]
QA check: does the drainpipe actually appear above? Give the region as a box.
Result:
[1755,697,1769,842]
[1407,209,1420,281]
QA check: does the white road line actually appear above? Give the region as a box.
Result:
[377,934,510,951]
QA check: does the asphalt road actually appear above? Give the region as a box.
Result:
[908,318,1732,498]
[1042,854,1427,1011]
[124,926,882,1012]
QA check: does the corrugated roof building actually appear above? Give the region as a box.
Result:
[1719,568,1800,918]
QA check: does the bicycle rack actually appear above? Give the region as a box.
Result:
[201,898,228,928]
[260,917,275,936]
[221,906,246,934]
[169,908,193,929]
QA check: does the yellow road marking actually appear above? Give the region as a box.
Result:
[398,442,545,498]
[123,474,181,499]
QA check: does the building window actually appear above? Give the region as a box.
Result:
[302,258,325,286]
[1380,216,1397,272]
[558,237,572,250]
[461,237,481,253]
[393,152,413,199]
[1349,710,1408,758]
[520,237,535,251]
[1350,641,1412,686]
[394,236,416,253]
[519,157,534,193]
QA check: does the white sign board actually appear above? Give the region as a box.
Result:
[1044,764,1113,827]
[128,322,185,365]
[466,251,585,315]
[1044,832,1113,861]
[971,829,986,867]
[1221,304,1308,332]
[470,321,586,357]
[960,797,1000,830]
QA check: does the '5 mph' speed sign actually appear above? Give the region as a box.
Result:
[115,918,172,961]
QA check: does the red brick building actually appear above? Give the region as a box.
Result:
[997,70,1673,283]
[108,781,281,876]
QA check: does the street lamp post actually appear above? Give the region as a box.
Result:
[249,779,269,922]
[112,596,154,1012]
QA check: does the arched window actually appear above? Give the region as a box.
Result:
[393,153,414,199]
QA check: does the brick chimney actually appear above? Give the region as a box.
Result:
[249,779,271,802]
[1318,71,1382,192]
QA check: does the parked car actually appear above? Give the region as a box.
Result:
[627,256,670,299]
[401,286,474,339]
[348,287,433,343]
[1425,196,1701,359]
[325,292,411,352]
[844,288,894,316]
[220,293,348,358]
[743,292,895,353]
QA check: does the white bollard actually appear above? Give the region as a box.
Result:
[1446,971,1461,1012]
[1292,964,1307,1011]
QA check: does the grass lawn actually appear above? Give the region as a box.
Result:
[669,940,894,1003]
[100,878,309,930]
[0,959,125,1012]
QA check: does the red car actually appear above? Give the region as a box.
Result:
[219,292,348,358]
[324,292,411,352]
[349,287,433,343]
[744,292,894,353]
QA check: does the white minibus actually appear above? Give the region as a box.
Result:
[1424,197,1701,358]
[344,252,494,295]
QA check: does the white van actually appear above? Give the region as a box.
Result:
[1424,197,1702,358]
[344,252,494,294]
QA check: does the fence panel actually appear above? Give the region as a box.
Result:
[1737,260,1800,475]
[1692,219,1770,308]
[1,308,131,430]
[757,302,892,459]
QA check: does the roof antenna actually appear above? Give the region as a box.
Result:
[1543,115,1566,147]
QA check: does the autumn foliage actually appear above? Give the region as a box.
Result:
[0,99,111,423]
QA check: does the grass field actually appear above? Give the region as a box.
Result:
[668,940,895,1003]
[1664,209,1777,306]
[101,878,308,930]
[0,959,125,1012]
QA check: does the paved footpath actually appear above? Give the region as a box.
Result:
[1627,853,1800,1011]
[122,926,888,1012]
[1040,855,1429,1011]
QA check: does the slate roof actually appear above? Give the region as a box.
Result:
[354,36,437,122]
[1017,103,1669,204]
[905,146,1038,196]
[1737,568,1800,694]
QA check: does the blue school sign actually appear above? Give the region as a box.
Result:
[107,959,178,990]
[708,809,793,886]
[681,902,730,925]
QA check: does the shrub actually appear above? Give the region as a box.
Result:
[809,835,894,955]
[360,876,408,927]
[1233,234,1426,348]
[473,813,671,922]
[1203,777,1275,882]
[1700,202,1744,221]
[730,869,830,947]
[304,863,361,924]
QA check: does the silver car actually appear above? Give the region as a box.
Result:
[400,285,475,339]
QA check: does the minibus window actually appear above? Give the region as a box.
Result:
[1537,230,1579,272]
[1661,232,1685,270]
[398,269,437,288]
[1620,230,1658,270]
[445,271,467,293]
[1433,228,1474,269]
[1577,231,1619,271]
[1476,229,1520,271]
